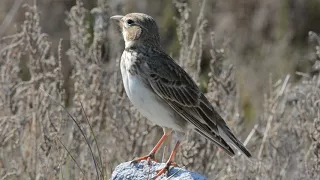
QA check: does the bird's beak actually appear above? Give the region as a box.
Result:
[110,15,124,22]
[110,15,124,29]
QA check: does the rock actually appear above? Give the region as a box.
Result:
[111,160,208,180]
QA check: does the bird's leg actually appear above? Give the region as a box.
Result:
[152,140,181,179]
[132,133,169,164]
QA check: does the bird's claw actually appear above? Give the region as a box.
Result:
[152,161,175,179]
[131,153,157,166]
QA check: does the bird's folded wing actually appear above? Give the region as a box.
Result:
[144,56,235,156]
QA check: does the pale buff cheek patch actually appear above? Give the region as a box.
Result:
[124,28,134,41]
[123,26,142,42]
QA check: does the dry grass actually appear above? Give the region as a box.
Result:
[0,0,320,179]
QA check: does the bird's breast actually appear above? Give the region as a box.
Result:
[120,54,185,132]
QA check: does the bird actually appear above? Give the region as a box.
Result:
[110,13,251,178]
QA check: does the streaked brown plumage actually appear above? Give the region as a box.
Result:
[110,13,251,178]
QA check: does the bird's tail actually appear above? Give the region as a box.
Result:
[218,125,252,158]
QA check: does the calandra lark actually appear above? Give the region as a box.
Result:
[110,13,251,178]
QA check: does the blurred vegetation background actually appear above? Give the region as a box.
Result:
[0,0,320,179]
[2,0,320,124]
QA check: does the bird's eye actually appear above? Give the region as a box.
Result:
[126,19,134,25]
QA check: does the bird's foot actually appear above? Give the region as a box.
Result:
[131,152,157,166]
[152,140,181,179]
[151,161,175,179]
[131,133,169,166]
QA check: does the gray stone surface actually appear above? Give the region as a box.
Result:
[111,160,208,180]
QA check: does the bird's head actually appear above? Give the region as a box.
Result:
[110,13,161,49]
